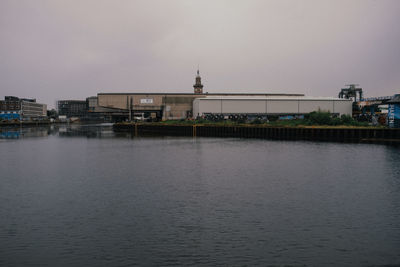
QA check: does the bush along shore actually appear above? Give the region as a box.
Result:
[138,111,382,128]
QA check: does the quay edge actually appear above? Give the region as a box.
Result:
[113,123,400,145]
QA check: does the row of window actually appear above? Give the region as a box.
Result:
[0,111,20,114]
[1,110,44,114]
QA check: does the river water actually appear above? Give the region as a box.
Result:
[1,124,400,266]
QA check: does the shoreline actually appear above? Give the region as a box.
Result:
[113,122,400,145]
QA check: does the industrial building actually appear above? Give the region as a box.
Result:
[0,96,47,121]
[91,72,364,122]
[193,96,353,118]
[56,97,127,121]
[86,96,127,121]
[57,100,87,118]
[97,93,309,121]
[96,70,304,121]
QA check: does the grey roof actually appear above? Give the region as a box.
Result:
[196,96,352,101]
[98,92,304,96]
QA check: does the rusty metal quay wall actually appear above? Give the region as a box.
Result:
[113,123,400,145]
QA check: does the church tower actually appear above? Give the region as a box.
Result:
[193,69,204,94]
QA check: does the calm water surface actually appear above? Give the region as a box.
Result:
[1,124,400,266]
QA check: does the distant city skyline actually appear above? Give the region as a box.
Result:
[1,0,400,108]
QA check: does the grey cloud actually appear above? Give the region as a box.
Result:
[1,0,399,108]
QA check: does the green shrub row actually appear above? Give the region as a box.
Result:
[160,111,371,127]
[304,111,368,126]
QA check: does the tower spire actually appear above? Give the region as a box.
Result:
[193,68,203,94]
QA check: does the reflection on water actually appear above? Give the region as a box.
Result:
[0,123,181,139]
[0,129,20,139]
[57,123,115,138]
[1,124,400,267]
[0,123,117,139]
[0,126,50,139]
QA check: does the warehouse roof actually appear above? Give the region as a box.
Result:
[98,92,304,96]
[196,96,352,101]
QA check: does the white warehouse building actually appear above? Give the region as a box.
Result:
[193,96,353,118]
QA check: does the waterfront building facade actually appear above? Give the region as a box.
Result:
[57,100,87,118]
[95,70,305,121]
[0,96,47,121]
[193,96,353,118]
[86,96,127,122]
[97,92,304,121]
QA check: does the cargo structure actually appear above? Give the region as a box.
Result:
[193,96,352,118]
[387,94,400,128]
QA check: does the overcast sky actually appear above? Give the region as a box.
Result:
[1,0,399,108]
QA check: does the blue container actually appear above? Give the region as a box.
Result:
[0,113,20,121]
[388,103,400,128]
